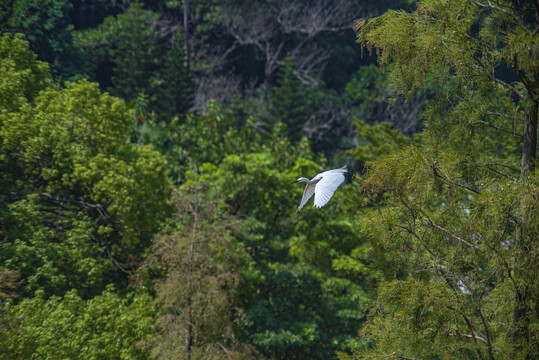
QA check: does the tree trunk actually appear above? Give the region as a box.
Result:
[513,99,538,358]
[186,297,193,360]
[520,100,538,180]
[183,0,190,67]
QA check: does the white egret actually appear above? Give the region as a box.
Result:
[292,166,359,211]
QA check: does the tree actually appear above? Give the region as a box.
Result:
[73,1,161,100]
[0,34,171,298]
[0,265,21,359]
[142,180,254,360]
[4,286,155,360]
[185,0,367,109]
[344,64,428,136]
[341,1,538,359]
[267,58,315,142]
[0,0,85,80]
[223,0,358,84]
[0,33,50,112]
[195,139,375,358]
[148,30,195,121]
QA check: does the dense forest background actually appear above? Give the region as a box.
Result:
[0,0,537,359]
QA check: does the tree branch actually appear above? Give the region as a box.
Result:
[469,0,527,30]
[424,219,482,251]
[39,192,110,219]
[468,161,520,174]
[68,131,96,144]
[477,306,496,360]
[485,165,518,181]
[451,332,489,344]
[432,165,481,194]
[472,58,525,100]
[478,119,522,138]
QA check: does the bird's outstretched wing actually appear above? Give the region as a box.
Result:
[313,172,345,208]
[297,183,317,211]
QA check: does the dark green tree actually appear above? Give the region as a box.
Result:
[0,35,171,299]
[0,0,85,80]
[0,33,50,112]
[196,139,375,358]
[268,58,315,142]
[73,1,160,100]
[341,0,538,359]
[148,30,195,122]
[344,64,429,136]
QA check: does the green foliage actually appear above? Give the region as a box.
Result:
[268,58,315,142]
[131,91,377,357]
[0,33,50,112]
[0,0,82,79]
[0,267,21,300]
[1,1,462,359]
[344,65,390,117]
[142,185,255,359]
[344,1,539,358]
[344,64,429,136]
[4,286,155,360]
[135,99,264,183]
[73,1,160,100]
[148,31,194,121]
[356,0,538,101]
[194,140,375,358]
[0,43,171,298]
[348,118,411,163]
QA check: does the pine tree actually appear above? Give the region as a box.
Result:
[341,1,538,359]
[149,30,195,121]
[268,58,314,142]
[73,1,160,100]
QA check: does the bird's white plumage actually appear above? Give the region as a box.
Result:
[294,167,348,211]
[297,181,318,211]
[313,169,346,208]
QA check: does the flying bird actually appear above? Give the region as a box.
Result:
[292,166,359,211]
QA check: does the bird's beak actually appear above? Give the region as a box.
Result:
[291,180,299,184]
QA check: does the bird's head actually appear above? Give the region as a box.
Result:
[292,177,310,184]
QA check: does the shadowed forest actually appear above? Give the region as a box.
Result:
[0,0,537,359]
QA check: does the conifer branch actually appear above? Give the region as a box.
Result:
[399,224,436,259]
[432,165,481,194]
[472,57,525,100]
[480,220,516,286]
[448,300,487,358]
[397,197,438,259]
[469,0,527,31]
[485,166,518,181]
[461,314,488,359]
[485,70,525,100]
[426,220,482,251]
[417,208,483,251]
[451,332,489,344]
[473,162,520,173]
[464,33,494,52]
[477,307,496,360]
[478,119,522,138]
